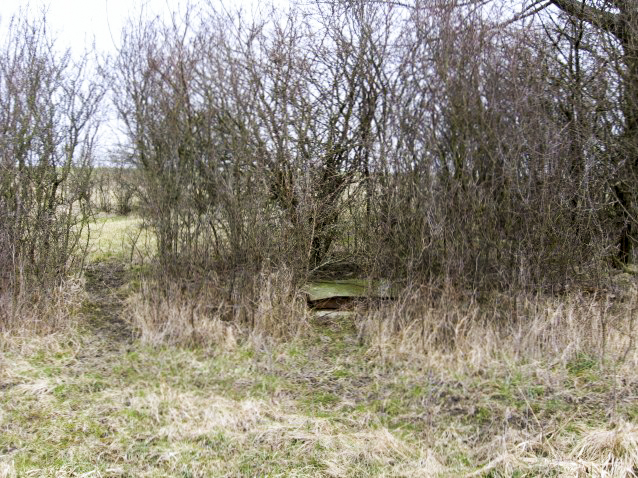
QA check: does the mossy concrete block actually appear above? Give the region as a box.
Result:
[303,279,396,302]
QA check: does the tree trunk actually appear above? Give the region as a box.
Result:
[548,0,638,264]
[614,38,638,264]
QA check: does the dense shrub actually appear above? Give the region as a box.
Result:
[0,15,102,328]
[111,2,626,294]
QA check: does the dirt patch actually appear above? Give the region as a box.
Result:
[82,259,133,344]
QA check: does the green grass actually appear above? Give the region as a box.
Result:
[2,214,638,476]
[86,214,154,262]
[0,339,434,476]
[2,323,638,476]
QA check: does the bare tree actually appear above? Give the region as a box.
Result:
[517,0,638,264]
[0,14,103,298]
[237,1,396,272]
[364,2,615,289]
[111,0,625,296]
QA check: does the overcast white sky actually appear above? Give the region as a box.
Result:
[0,0,282,156]
[0,0,278,56]
[2,1,155,54]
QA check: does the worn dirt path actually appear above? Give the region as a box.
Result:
[73,259,134,368]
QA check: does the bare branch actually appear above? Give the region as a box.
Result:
[549,0,625,39]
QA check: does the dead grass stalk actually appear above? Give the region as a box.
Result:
[123,268,309,349]
[358,285,638,373]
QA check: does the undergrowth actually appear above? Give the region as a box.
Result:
[2,217,638,476]
[123,268,309,349]
[0,276,86,337]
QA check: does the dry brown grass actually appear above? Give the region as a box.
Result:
[0,323,443,477]
[109,383,440,476]
[123,279,239,349]
[123,268,309,350]
[358,284,638,374]
[3,214,638,476]
[573,420,638,476]
[350,282,638,476]
[0,461,15,478]
[3,275,638,476]
[463,420,638,477]
[0,276,86,338]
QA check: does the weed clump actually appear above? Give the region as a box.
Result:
[357,286,638,373]
[0,276,86,337]
[123,268,309,349]
[574,421,638,477]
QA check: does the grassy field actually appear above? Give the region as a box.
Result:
[85,215,154,263]
[2,216,638,477]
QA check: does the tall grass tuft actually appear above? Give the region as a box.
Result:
[0,275,86,336]
[357,284,638,372]
[123,268,308,349]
